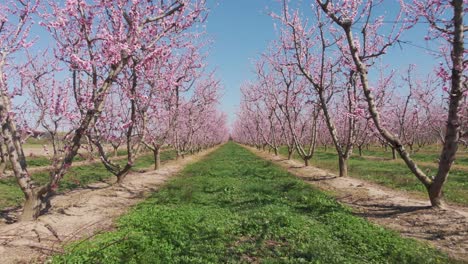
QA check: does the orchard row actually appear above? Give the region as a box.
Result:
[232,0,467,207]
[0,0,228,221]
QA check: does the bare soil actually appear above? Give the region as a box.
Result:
[247,147,468,262]
[0,150,157,180]
[0,147,217,264]
[361,155,468,171]
[21,145,114,157]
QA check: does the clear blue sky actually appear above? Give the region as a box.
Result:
[21,1,441,127]
[205,0,278,126]
[204,1,440,126]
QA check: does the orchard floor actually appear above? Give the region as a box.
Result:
[0,143,464,263]
[0,147,218,264]
[52,143,451,263]
[247,146,468,262]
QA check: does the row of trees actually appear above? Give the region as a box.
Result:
[0,0,228,221]
[233,0,467,208]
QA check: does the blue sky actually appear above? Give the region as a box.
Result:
[20,0,442,127]
[205,0,278,126]
[204,0,441,126]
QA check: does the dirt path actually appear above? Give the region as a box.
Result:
[246,146,468,262]
[0,147,217,264]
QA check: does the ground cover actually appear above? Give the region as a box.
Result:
[53,142,450,263]
[0,150,176,211]
[278,146,468,205]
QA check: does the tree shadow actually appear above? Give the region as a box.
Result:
[114,184,146,198]
[0,206,20,224]
[301,175,337,182]
[352,203,431,218]
[82,181,112,190]
[289,165,304,169]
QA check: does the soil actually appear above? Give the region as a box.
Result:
[361,155,468,171]
[0,150,157,180]
[247,147,468,263]
[0,147,217,264]
[21,145,113,157]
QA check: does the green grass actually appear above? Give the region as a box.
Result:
[279,146,468,205]
[53,142,450,263]
[0,150,176,210]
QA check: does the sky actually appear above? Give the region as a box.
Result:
[17,0,445,128]
[204,0,280,126]
[203,1,442,127]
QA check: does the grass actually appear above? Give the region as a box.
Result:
[0,150,176,210]
[53,142,450,263]
[278,146,468,205]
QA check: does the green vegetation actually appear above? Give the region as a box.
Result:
[53,142,449,263]
[279,146,468,205]
[0,150,176,210]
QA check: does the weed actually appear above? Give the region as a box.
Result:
[53,143,450,263]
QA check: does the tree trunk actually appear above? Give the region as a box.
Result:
[428,183,444,208]
[428,0,465,209]
[0,163,5,177]
[304,158,309,167]
[391,147,397,160]
[85,135,95,161]
[287,148,293,160]
[338,155,348,177]
[0,143,5,161]
[116,171,130,185]
[358,146,362,157]
[274,147,278,156]
[113,147,118,158]
[0,145,6,176]
[154,148,161,170]
[20,191,43,221]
